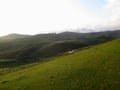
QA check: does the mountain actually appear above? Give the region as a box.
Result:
[1,30,120,43]
[0,38,120,90]
[0,30,120,61]
[0,33,31,42]
[24,30,120,42]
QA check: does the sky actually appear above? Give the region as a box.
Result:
[0,0,120,36]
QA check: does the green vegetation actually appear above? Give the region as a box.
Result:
[1,30,120,61]
[0,39,120,90]
[0,59,36,75]
[0,57,56,75]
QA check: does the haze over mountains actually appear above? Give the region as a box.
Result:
[0,30,120,43]
[0,34,31,42]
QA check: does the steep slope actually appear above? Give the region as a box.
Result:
[0,39,120,90]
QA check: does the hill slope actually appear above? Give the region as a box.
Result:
[1,30,120,43]
[0,39,120,90]
[0,34,30,42]
[0,30,120,60]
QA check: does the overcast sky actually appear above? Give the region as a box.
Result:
[0,0,120,36]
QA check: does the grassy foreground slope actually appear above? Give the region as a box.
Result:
[0,39,120,90]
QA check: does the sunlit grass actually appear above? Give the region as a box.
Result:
[0,39,120,90]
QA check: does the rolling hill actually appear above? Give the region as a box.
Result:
[0,38,120,90]
[0,30,120,61]
[0,34,31,42]
[1,30,120,44]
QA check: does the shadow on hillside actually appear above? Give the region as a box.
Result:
[0,59,41,68]
[0,60,24,68]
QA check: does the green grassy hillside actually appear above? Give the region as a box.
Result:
[0,39,120,90]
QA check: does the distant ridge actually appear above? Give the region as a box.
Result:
[0,30,120,42]
[0,33,31,42]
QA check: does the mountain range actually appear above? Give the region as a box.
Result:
[0,30,120,62]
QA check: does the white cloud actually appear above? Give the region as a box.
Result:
[103,0,120,28]
[0,0,102,35]
[0,0,119,36]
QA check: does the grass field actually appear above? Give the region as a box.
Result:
[0,39,120,90]
[0,57,56,75]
